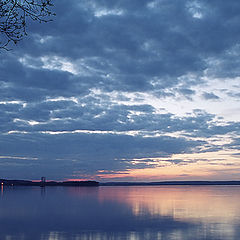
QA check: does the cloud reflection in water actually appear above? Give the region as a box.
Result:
[0,186,240,239]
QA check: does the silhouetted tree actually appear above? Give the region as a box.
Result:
[0,0,55,50]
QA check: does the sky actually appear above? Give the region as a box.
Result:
[0,0,240,182]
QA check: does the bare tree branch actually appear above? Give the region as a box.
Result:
[0,0,55,50]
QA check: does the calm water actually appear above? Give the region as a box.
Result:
[1,185,240,240]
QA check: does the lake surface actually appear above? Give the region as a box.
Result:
[1,185,240,240]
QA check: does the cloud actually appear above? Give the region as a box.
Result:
[1,0,240,180]
[202,92,220,100]
[0,130,204,179]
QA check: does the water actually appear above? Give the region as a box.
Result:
[1,185,240,240]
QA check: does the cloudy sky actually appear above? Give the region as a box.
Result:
[1,0,240,181]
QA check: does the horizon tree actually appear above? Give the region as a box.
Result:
[0,0,55,50]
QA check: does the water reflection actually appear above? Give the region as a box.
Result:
[41,186,46,198]
[97,186,240,223]
[0,186,240,239]
[0,183,3,197]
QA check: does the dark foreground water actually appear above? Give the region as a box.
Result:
[1,185,240,240]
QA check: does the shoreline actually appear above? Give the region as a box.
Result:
[100,181,240,186]
[0,179,99,187]
[2,179,240,187]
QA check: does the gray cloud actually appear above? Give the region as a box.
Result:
[0,132,203,180]
[202,92,220,100]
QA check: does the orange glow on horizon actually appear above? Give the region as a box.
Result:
[60,150,240,182]
[66,178,91,181]
[94,149,240,181]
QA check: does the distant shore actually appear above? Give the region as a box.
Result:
[2,179,240,187]
[100,181,240,186]
[0,179,99,187]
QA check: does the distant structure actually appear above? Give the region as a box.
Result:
[40,177,46,187]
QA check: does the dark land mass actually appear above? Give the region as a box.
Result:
[2,179,240,187]
[100,181,240,186]
[0,179,99,187]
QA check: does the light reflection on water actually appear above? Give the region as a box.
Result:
[0,186,240,240]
